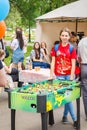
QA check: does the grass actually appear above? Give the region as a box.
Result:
[4,45,33,66]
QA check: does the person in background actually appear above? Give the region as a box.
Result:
[30,42,50,69]
[0,59,7,88]
[70,32,80,79]
[0,38,9,58]
[70,31,78,49]
[50,27,77,128]
[30,42,43,68]
[0,39,5,50]
[10,27,24,71]
[15,27,28,53]
[30,42,43,62]
[40,41,50,68]
[0,49,23,89]
[0,49,15,89]
[78,36,87,120]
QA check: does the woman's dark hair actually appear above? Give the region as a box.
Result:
[33,42,40,59]
[16,27,22,32]
[16,30,24,49]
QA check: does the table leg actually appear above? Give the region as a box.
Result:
[76,98,80,130]
[11,109,16,130]
[49,110,54,125]
[41,112,48,130]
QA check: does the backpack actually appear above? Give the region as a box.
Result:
[54,43,73,53]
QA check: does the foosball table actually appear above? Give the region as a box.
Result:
[8,79,81,130]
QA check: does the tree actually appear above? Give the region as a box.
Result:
[6,0,78,41]
[9,0,40,42]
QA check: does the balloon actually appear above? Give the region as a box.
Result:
[0,21,6,39]
[0,0,10,21]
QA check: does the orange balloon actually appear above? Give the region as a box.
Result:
[0,21,6,39]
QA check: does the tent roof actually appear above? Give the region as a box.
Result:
[36,0,87,21]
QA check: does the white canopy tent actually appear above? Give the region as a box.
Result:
[36,0,87,21]
[35,0,87,52]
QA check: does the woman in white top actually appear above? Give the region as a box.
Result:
[11,28,24,71]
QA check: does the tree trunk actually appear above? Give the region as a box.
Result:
[28,20,31,42]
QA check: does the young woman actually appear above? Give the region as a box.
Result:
[30,42,43,62]
[30,42,50,69]
[40,41,50,68]
[40,42,49,62]
[50,27,77,128]
[11,28,24,71]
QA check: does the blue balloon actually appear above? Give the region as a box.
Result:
[0,0,10,21]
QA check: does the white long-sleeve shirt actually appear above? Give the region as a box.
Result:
[78,37,87,64]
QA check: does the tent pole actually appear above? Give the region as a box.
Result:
[76,18,78,33]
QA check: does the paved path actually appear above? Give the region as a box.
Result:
[0,91,87,130]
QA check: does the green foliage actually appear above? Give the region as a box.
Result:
[7,0,78,28]
[5,3,22,29]
[5,0,78,41]
[24,46,32,57]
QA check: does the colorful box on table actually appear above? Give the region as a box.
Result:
[8,79,80,113]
